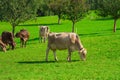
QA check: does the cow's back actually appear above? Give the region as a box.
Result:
[21,30,29,37]
[48,33,72,50]
[1,31,14,44]
[1,31,15,49]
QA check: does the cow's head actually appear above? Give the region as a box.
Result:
[1,44,6,52]
[40,26,49,33]
[80,48,87,61]
[2,46,6,52]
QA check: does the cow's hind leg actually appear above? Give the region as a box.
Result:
[41,37,43,43]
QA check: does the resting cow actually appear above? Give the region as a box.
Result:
[0,37,6,52]
[46,32,87,62]
[39,26,49,43]
[1,31,15,50]
[15,29,29,47]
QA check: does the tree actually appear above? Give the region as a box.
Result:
[0,0,39,35]
[49,0,67,24]
[97,0,120,32]
[37,0,55,16]
[64,0,89,32]
[87,0,102,10]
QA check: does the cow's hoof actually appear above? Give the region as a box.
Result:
[55,58,58,61]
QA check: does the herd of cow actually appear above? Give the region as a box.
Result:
[0,29,29,52]
[0,26,87,61]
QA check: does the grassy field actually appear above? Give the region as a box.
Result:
[0,15,120,80]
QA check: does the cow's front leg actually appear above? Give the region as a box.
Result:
[67,49,71,62]
[43,37,46,43]
[53,50,58,61]
[24,41,26,47]
[21,41,24,47]
[46,47,49,61]
[39,37,42,43]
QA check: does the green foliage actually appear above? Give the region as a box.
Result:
[98,0,120,19]
[49,0,67,24]
[64,0,89,32]
[87,0,102,10]
[0,0,39,35]
[97,0,120,32]
[0,15,120,80]
[97,0,120,18]
[37,0,52,16]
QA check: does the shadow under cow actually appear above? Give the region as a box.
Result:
[17,61,56,64]
[17,60,80,64]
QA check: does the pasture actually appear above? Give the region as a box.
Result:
[0,15,120,80]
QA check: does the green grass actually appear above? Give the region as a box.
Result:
[0,15,120,80]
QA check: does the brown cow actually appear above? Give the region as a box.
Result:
[46,32,87,62]
[39,26,49,43]
[15,29,29,47]
[0,37,6,52]
[1,31,15,50]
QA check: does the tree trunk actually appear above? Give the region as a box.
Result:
[113,19,117,32]
[58,17,60,24]
[12,25,15,36]
[72,21,75,32]
[58,15,61,24]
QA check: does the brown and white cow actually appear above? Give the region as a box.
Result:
[46,32,87,62]
[15,29,29,47]
[0,37,6,52]
[1,31,16,50]
[39,26,49,43]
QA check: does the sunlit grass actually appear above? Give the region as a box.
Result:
[0,15,120,80]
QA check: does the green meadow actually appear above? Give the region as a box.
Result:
[0,15,120,80]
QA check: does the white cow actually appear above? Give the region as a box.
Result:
[39,26,49,43]
[46,32,87,62]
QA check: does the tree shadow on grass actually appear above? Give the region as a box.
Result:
[93,17,113,21]
[78,32,99,37]
[18,23,58,27]
[15,37,39,46]
[17,60,80,64]
[117,28,120,30]
[28,37,39,42]
[100,28,120,32]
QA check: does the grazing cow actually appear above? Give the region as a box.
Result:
[15,29,29,47]
[46,32,87,62]
[1,31,15,50]
[0,37,6,52]
[39,26,49,43]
